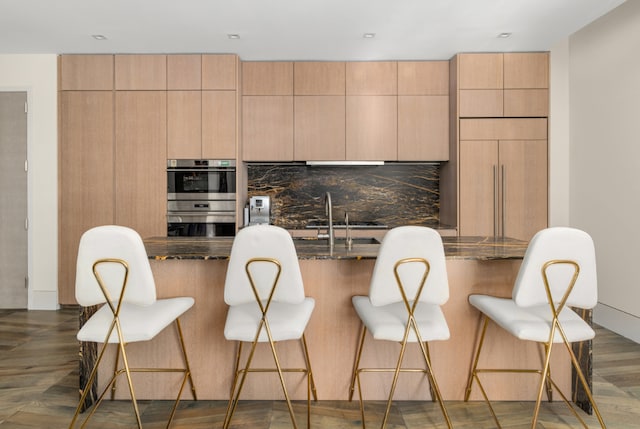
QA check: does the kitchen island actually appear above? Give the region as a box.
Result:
[84,235,587,405]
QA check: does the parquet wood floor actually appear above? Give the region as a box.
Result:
[1,308,639,428]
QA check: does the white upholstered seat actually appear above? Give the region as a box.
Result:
[465,227,606,429]
[349,226,452,429]
[222,224,317,429]
[69,225,196,429]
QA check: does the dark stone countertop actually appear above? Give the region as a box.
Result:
[144,235,528,261]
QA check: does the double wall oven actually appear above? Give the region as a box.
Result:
[167,159,236,237]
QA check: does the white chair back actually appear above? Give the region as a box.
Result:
[369,226,449,306]
[224,225,305,306]
[513,227,597,309]
[75,225,156,307]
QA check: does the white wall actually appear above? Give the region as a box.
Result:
[0,55,58,310]
[568,0,640,342]
[549,38,571,227]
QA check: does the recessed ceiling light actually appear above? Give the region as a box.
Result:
[497,32,512,38]
[227,34,240,39]
[363,33,376,39]
[91,35,107,40]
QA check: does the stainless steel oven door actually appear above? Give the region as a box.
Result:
[167,199,236,237]
[167,212,236,237]
[167,159,236,200]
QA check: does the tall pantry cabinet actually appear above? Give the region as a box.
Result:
[58,54,239,305]
[443,52,549,241]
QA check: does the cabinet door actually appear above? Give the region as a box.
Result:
[167,91,201,159]
[503,52,549,89]
[59,91,114,304]
[115,91,167,237]
[499,140,548,241]
[202,54,237,90]
[346,62,397,95]
[398,61,449,95]
[346,96,397,160]
[294,96,345,160]
[294,62,345,95]
[398,95,449,161]
[115,55,167,90]
[242,62,293,95]
[242,96,294,161]
[59,55,114,90]
[459,140,499,236]
[202,91,236,159]
[458,53,503,89]
[504,89,549,117]
[459,89,503,117]
[167,55,201,90]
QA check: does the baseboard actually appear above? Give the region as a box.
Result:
[594,303,640,344]
[29,290,59,310]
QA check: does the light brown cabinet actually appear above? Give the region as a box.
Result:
[294,96,345,160]
[242,96,294,161]
[293,62,346,160]
[242,61,293,95]
[345,62,398,160]
[59,55,114,90]
[458,118,547,241]
[242,62,294,161]
[58,91,115,304]
[167,91,201,158]
[346,61,397,95]
[167,55,201,90]
[58,54,238,305]
[202,91,236,159]
[397,61,449,161]
[346,96,397,160]
[294,62,345,95]
[115,55,167,90]
[115,91,167,238]
[166,55,238,159]
[457,52,549,118]
[398,95,449,161]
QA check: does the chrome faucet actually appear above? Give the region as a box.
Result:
[317,191,335,247]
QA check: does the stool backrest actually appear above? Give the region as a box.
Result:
[224,225,304,306]
[513,227,597,309]
[75,225,156,307]
[369,226,449,306]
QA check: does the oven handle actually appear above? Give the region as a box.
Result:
[168,212,236,223]
[167,168,235,173]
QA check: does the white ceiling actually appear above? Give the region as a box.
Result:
[0,0,627,61]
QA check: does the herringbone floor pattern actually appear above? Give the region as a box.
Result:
[1,308,638,428]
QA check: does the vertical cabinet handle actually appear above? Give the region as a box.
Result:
[493,165,497,236]
[501,165,506,237]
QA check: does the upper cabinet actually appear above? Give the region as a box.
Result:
[242,62,294,161]
[397,61,449,161]
[456,52,548,118]
[59,55,114,90]
[346,62,397,95]
[242,60,450,162]
[115,55,167,90]
[293,62,346,160]
[166,54,239,159]
[242,61,293,95]
[202,54,237,90]
[294,62,345,95]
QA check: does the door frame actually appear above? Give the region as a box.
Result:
[0,88,32,308]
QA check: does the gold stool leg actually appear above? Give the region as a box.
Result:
[349,326,367,402]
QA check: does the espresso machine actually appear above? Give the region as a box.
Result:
[248,196,271,225]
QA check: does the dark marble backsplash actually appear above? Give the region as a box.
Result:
[247,163,440,229]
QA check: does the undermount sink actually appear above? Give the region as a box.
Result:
[294,237,380,245]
